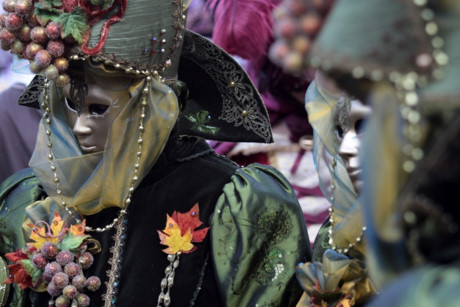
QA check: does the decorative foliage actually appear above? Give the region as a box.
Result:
[4,249,32,290]
[158,203,210,254]
[296,249,377,307]
[58,7,89,44]
[28,211,66,249]
[184,110,220,135]
[33,3,61,24]
[3,212,100,306]
[158,215,194,254]
[43,0,63,9]
[0,0,126,86]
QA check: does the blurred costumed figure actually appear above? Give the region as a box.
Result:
[275,0,460,306]
[0,0,311,306]
[270,0,379,306]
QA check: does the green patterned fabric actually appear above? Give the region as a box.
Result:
[0,168,45,306]
[211,164,310,306]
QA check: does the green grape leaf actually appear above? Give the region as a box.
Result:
[42,0,62,8]
[58,7,90,44]
[58,233,89,251]
[19,259,38,278]
[102,0,114,9]
[31,269,43,285]
[34,3,61,24]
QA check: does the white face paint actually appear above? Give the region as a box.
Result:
[337,100,372,194]
[64,76,131,154]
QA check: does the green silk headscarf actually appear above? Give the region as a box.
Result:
[26,64,179,225]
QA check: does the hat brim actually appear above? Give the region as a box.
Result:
[178,30,272,143]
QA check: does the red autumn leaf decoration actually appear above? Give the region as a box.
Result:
[171,203,210,243]
[3,249,33,290]
[3,263,32,290]
[158,203,210,255]
[4,249,28,263]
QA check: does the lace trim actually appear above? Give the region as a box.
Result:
[182,32,271,142]
[188,252,209,307]
[18,75,45,109]
[102,216,128,307]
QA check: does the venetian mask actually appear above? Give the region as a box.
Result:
[64,65,134,154]
[335,96,372,194]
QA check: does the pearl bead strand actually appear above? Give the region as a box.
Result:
[327,157,366,255]
[42,75,152,232]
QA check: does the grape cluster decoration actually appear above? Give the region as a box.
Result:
[41,243,100,307]
[269,0,335,73]
[1,0,71,85]
[0,0,119,86]
[4,213,101,307]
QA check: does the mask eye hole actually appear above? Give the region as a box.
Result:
[88,104,109,116]
[65,97,77,111]
[355,119,365,135]
[336,125,344,139]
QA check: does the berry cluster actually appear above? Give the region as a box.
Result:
[34,241,100,307]
[0,0,71,85]
[269,0,335,73]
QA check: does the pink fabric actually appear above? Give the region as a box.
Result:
[208,0,280,60]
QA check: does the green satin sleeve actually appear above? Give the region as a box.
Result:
[0,168,45,307]
[210,163,311,306]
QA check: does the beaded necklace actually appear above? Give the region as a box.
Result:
[41,73,153,232]
[327,157,366,255]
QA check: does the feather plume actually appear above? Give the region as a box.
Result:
[208,0,280,60]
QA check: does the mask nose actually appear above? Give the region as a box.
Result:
[73,115,92,137]
[339,131,361,168]
[339,132,359,156]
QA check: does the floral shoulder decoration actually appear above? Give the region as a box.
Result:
[156,203,209,306]
[296,250,377,307]
[3,212,101,306]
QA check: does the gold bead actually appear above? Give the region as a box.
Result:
[351,66,364,79]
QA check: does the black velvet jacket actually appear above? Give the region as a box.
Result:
[30,137,237,306]
[1,135,311,307]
